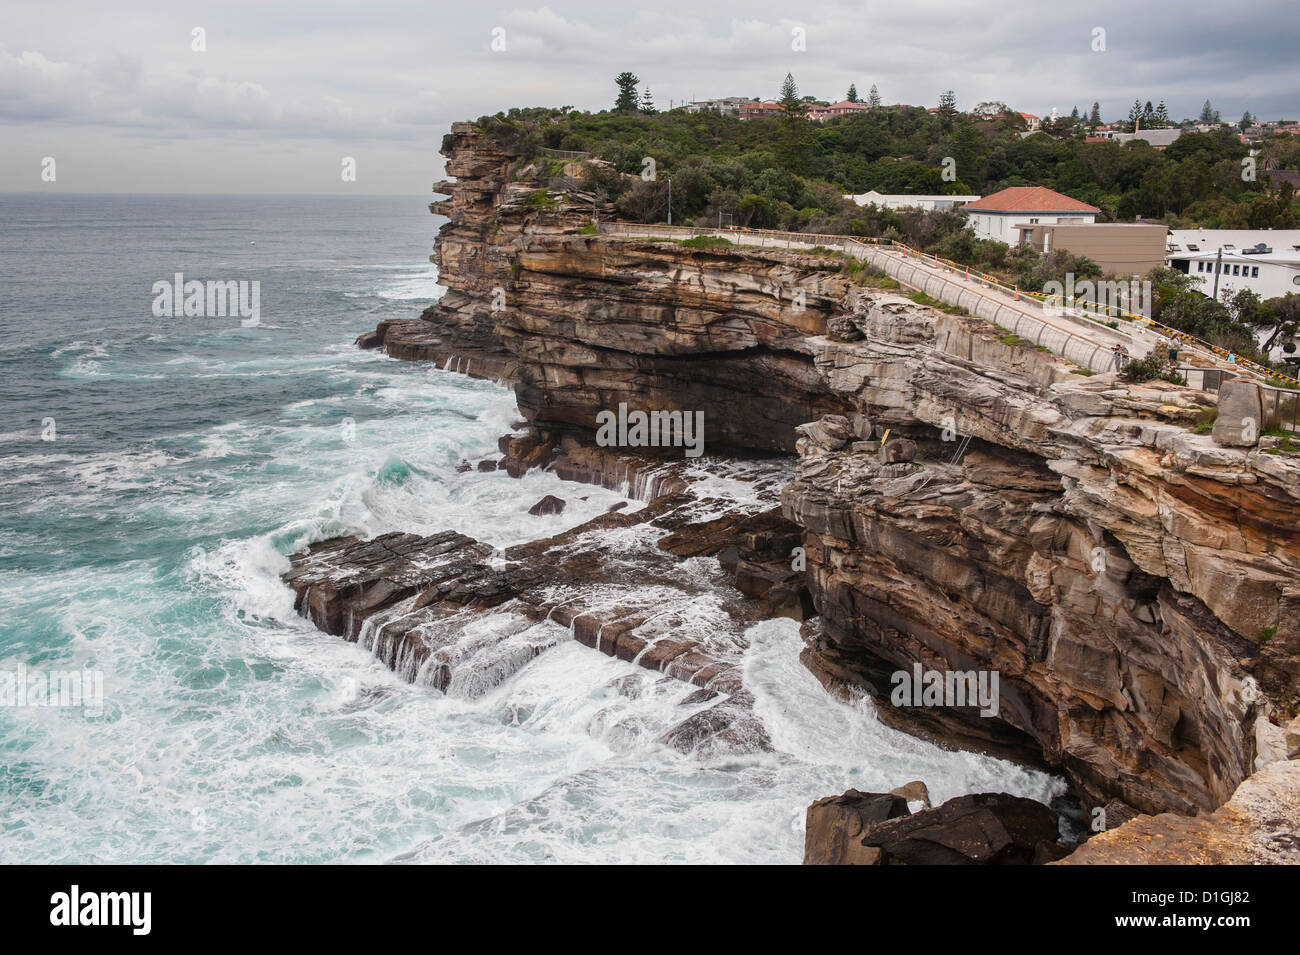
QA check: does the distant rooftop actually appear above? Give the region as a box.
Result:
[962,186,1100,214]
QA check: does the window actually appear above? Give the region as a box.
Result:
[1252,267,1259,277]
[1232,264,1240,275]
[1187,244,1199,251]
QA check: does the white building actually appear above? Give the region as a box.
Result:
[1166,229,1300,301]
[1094,128,1184,149]
[961,186,1100,244]
[845,191,981,212]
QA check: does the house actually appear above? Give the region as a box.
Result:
[820,100,873,120]
[845,191,981,212]
[962,186,1100,244]
[738,101,783,120]
[1166,229,1300,302]
[1020,113,1041,131]
[1018,222,1169,275]
[683,97,753,117]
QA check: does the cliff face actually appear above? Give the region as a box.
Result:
[402,123,854,453]
[784,295,1300,814]
[363,122,1300,818]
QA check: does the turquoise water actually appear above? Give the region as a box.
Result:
[0,195,1062,863]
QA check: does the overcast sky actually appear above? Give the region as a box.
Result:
[3,0,1297,194]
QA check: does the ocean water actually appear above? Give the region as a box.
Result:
[0,195,1063,864]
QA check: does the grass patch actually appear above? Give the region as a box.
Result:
[578,224,598,235]
[842,258,899,289]
[1192,408,1218,434]
[525,188,561,209]
[1260,626,1277,642]
[909,291,967,315]
[680,235,734,250]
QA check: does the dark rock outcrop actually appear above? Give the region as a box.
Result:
[804,789,1064,865]
[526,494,566,516]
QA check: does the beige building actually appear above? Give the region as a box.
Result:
[1018,222,1169,275]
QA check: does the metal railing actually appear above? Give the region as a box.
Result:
[539,147,590,160]
[598,223,1127,375]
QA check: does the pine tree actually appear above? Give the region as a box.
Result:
[1070,105,1080,122]
[1142,101,1155,124]
[847,83,859,103]
[1128,99,1142,129]
[779,73,802,116]
[1155,100,1169,125]
[640,87,656,114]
[614,73,640,113]
[1088,101,1102,126]
[868,84,881,108]
[1199,99,1216,124]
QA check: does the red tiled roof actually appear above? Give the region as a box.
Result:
[962,186,1100,214]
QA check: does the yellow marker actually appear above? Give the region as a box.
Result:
[880,428,891,445]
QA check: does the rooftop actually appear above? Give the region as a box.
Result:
[962,186,1100,214]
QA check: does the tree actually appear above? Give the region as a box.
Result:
[1088,101,1102,126]
[640,87,656,114]
[778,72,802,116]
[1128,100,1142,128]
[868,84,881,108]
[847,83,859,103]
[1155,101,1169,126]
[1069,105,1080,123]
[1239,110,1254,131]
[1250,293,1300,354]
[614,72,640,113]
[1199,99,1220,124]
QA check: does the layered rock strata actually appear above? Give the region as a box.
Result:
[331,119,1300,827]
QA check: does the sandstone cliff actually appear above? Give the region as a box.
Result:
[348,120,1300,828]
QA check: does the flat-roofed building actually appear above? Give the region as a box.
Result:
[1018,222,1169,275]
[1167,229,1300,301]
[844,190,981,212]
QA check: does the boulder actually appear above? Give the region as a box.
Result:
[1287,715,1300,760]
[849,413,874,440]
[803,789,912,865]
[476,459,498,472]
[1256,715,1288,770]
[1211,379,1262,447]
[889,780,931,809]
[858,793,1061,865]
[879,437,917,464]
[827,316,864,342]
[527,495,566,516]
[795,415,853,451]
